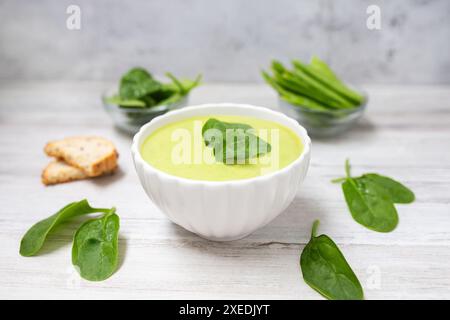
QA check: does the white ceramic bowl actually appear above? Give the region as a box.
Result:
[131,103,311,241]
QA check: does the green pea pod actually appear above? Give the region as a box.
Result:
[261,71,330,111]
[291,66,354,109]
[310,55,340,81]
[279,73,341,109]
[361,173,415,204]
[20,199,110,257]
[72,210,120,281]
[262,57,365,114]
[300,220,364,300]
[293,59,364,106]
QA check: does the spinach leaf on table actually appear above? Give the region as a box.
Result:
[361,173,415,204]
[342,176,399,232]
[20,199,110,257]
[333,159,415,233]
[202,118,271,164]
[300,220,364,300]
[72,209,120,281]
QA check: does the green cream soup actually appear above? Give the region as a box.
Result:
[140,115,303,181]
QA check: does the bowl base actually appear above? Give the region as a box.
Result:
[195,232,253,242]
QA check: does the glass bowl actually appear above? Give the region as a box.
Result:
[278,94,368,137]
[102,90,189,135]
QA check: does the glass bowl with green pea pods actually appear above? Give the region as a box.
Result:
[103,67,201,135]
[262,56,368,137]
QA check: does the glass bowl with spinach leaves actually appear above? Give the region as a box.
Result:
[103,67,201,134]
[262,56,367,137]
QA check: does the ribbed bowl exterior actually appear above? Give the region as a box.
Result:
[132,103,311,241]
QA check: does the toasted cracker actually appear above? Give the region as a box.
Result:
[42,160,88,185]
[44,136,118,177]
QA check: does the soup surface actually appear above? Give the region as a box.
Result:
[140,115,303,181]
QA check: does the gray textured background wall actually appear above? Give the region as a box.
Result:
[0,0,449,84]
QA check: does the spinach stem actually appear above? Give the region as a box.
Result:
[166,72,186,94]
[311,220,320,238]
[93,207,113,214]
[345,159,351,178]
[331,177,346,183]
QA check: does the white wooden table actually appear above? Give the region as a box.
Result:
[1,82,449,300]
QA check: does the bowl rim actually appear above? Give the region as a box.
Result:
[131,103,311,186]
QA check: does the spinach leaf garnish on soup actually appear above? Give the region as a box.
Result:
[202,118,271,164]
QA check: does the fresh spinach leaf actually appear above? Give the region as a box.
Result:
[154,74,201,106]
[361,173,415,204]
[156,92,184,106]
[202,118,252,142]
[343,176,399,232]
[109,68,201,110]
[150,87,177,103]
[72,209,120,281]
[162,74,202,95]
[105,95,147,108]
[166,72,187,95]
[119,67,162,100]
[139,95,157,108]
[300,220,364,300]
[202,118,271,164]
[180,74,202,92]
[333,159,414,233]
[20,199,110,257]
